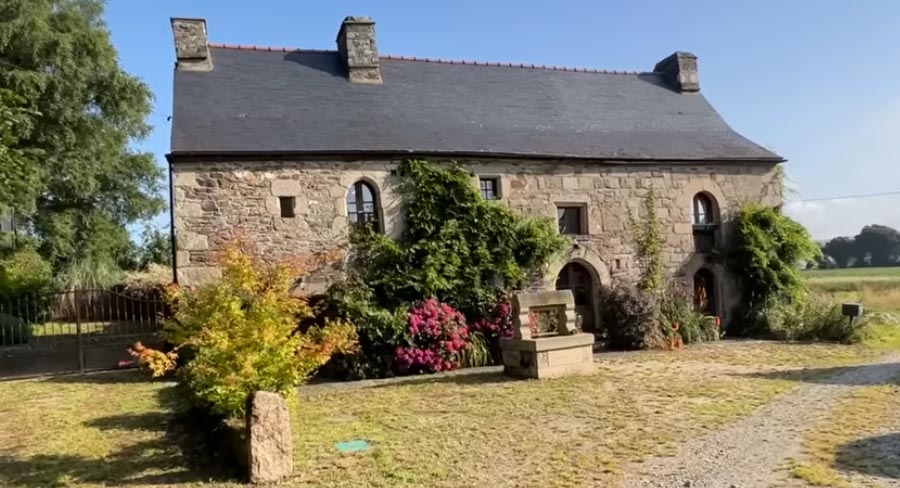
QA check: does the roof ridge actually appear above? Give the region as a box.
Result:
[208,42,333,54]
[207,42,647,75]
[381,54,644,75]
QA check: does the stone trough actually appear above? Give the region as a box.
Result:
[499,290,595,379]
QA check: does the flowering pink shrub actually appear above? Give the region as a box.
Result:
[471,300,513,338]
[395,298,470,373]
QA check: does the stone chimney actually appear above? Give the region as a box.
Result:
[336,16,382,84]
[171,18,212,71]
[653,52,699,93]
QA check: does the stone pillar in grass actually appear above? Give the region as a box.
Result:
[500,290,595,379]
[247,391,293,484]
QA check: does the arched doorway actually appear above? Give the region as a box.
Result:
[693,269,717,316]
[555,262,595,331]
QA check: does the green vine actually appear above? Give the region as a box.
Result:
[729,203,821,332]
[632,190,665,292]
[349,159,568,317]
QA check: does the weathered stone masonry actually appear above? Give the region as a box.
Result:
[173,158,781,324]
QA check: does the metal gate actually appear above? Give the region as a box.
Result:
[0,288,166,379]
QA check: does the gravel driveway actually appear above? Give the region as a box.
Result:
[622,353,900,488]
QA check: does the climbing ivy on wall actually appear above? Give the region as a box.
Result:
[349,159,568,317]
[632,190,666,292]
[730,202,821,308]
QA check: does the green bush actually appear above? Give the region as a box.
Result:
[729,204,821,334]
[0,312,29,346]
[139,245,357,418]
[763,298,852,343]
[58,255,124,291]
[599,286,665,350]
[0,246,53,301]
[459,330,491,368]
[318,281,408,380]
[660,290,719,345]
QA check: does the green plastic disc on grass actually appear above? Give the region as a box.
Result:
[335,439,371,453]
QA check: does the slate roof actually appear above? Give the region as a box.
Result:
[169,45,782,162]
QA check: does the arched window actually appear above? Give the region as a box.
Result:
[692,193,719,253]
[347,181,381,231]
[692,193,716,225]
[693,269,717,315]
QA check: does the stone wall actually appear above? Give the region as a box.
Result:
[172,158,781,321]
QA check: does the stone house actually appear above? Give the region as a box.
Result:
[167,16,783,329]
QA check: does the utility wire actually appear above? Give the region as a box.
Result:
[785,190,900,204]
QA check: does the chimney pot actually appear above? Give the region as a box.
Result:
[654,52,699,93]
[336,16,382,84]
[171,18,212,71]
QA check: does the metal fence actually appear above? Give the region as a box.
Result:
[0,288,167,379]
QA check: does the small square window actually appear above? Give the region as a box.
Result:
[279,196,296,218]
[479,177,500,200]
[556,205,586,235]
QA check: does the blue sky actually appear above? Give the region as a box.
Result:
[105,1,900,240]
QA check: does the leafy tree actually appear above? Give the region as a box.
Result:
[822,236,855,268]
[0,88,40,214]
[137,227,172,269]
[0,0,164,271]
[821,225,900,268]
[853,225,900,267]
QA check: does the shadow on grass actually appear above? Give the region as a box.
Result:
[374,370,516,388]
[41,369,156,384]
[303,368,514,394]
[735,362,900,386]
[0,386,239,487]
[834,433,900,480]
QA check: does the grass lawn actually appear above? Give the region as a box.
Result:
[0,373,241,488]
[291,342,900,488]
[2,341,895,488]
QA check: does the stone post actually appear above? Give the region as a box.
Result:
[247,391,293,484]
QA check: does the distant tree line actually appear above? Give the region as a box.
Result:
[818,225,900,268]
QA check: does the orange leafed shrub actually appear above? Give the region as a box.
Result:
[133,242,356,418]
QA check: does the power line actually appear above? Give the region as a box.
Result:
[785,190,900,204]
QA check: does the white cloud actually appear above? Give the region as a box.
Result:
[784,195,900,240]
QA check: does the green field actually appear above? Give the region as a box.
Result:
[804,266,900,281]
[805,266,900,314]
